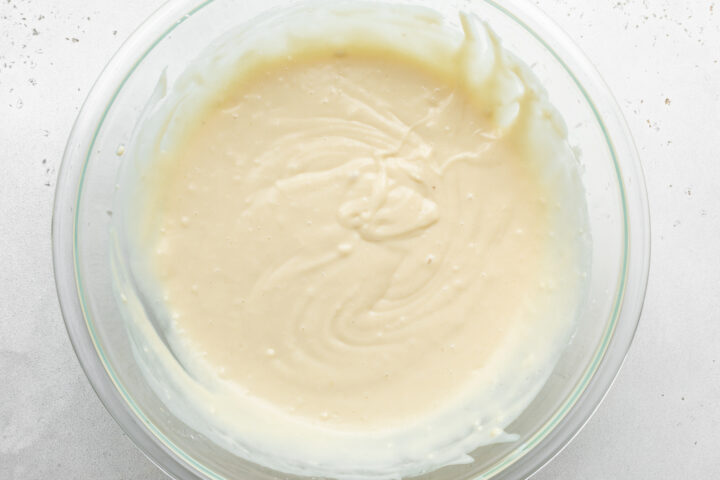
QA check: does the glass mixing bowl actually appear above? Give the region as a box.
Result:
[52,0,650,478]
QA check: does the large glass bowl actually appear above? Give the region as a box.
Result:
[52,0,650,478]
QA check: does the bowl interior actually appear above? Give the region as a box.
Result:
[57,1,644,479]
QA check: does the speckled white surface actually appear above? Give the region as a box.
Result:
[0,0,718,478]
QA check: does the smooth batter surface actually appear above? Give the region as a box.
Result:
[146,54,558,427]
[115,5,589,478]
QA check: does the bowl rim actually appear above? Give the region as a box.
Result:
[52,0,651,479]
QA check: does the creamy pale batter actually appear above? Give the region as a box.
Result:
[113,4,589,479]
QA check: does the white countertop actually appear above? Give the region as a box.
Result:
[1,0,718,478]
